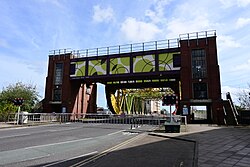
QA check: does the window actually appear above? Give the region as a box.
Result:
[192,49,207,79]
[193,83,208,99]
[54,63,63,85]
[173,54,181,67]
[70,64,76,75]
[53,88,62,101]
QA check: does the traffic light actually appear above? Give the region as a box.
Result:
[162,95,176,106]
[13,98,24,106]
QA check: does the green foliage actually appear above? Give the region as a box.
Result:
[0,82,40,112]
[0,101,16,122]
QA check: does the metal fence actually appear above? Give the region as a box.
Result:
[0,112,187,128]
[49,38,180,57]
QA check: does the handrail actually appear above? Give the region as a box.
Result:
[226,92,239,125]
[49,39,180,57]
[49,30,216,57]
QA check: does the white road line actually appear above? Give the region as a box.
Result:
[19,154,51,163]
[0,133,31,139]
[107,130,124,136]
[43,151,98,167]
[47,127,82,132]
[25,130,124,150]
[24,137,93,150]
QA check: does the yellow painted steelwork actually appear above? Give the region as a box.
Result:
[110,87,175,115]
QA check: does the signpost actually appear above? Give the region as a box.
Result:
[13,98,24,125]
[162,94,180,133]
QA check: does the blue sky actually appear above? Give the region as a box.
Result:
[0,0,249,107]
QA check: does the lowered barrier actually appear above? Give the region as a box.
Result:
[1,113,187,129]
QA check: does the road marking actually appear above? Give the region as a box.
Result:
[107,130,124,136]
[24,137,93,150]
[43,151,98,167]
[0,133,31,139]
[19,154,51,163]
[47,127,82,132]
[70,133,147,167]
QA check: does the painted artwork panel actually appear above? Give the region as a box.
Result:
[110,57,130,74]
[88,59,107,76]
[70,61,86,77]
[159,52,181,71]
[133,55,155,73]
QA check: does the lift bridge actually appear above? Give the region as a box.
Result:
[43,30,225,124]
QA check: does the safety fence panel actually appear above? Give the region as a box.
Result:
[1,113,187,128]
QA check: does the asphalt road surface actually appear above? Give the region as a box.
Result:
[0,123,155,167]
[0,123,195,167]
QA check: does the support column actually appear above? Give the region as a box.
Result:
[72,84,84,119]
[82,83,97,114]
[71,83,97,120]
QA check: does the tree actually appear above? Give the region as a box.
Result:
[0,102,16,122]
[237,84,250,110]
[0,82,40,112]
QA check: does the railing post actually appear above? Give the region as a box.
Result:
[196,32,199,46]
[205,31,208,45]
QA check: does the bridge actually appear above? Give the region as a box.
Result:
[43,30,224,124]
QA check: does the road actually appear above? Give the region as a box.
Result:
[0,123,154,167]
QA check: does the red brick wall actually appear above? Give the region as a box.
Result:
[180,37,223,124]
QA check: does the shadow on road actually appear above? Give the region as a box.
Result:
[30,125,250,167]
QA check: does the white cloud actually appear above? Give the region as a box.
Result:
[237,0,250,7]
[93,5,114,23]
[0,54,46,97]
[217,35,241,52]
[120,17,162,42]
[232,59,250,72]
[236,17,250,28]
[220,0,250,8]
[167,16,211,38]
[163,1,222,39]
[145,0,173,24]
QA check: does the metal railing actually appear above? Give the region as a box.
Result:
[49,30,216,58]
[1,113,187,128]
[49,38,180,57]
[179,30,216,40]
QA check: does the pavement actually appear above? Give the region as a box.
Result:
[1,123,250,167]
[0,122,16,128]
[149,125,250,167]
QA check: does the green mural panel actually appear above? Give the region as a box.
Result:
[110,57,130,74]
[88,59,107,76]
[133,55,155,73]
[71,51,180,78]
[75,61,86,77]
[159,52,180,71]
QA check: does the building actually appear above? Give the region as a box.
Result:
[43,30,224,124]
